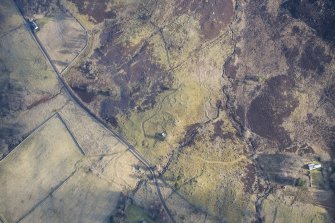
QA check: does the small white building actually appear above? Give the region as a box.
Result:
[308,163,322,170]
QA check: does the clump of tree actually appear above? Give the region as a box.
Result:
[295,178,306,187]
[80,61,97,80]
[109,193,127,223]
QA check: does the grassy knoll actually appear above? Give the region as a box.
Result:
[162,111,255,222]
[263,194,331,223]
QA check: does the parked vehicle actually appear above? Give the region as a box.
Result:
[29,20,39,32]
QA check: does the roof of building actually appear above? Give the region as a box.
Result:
[308,163,322,170]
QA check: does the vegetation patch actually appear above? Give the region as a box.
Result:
[257,154,303,186]
[174,0,234,40]
[311,169,325,189]
[263,194,330,223]
[281,0,335,45]
[124,204,156,223]
[67,0,118,23]
[298,41,332,77]
[163,111,254,221]
[247,75,299,148]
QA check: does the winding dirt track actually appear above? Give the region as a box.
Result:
[12,1,175,222]
[194,155,248,165]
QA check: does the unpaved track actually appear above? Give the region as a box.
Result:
[12,1,175,222]
[194,155,248,165]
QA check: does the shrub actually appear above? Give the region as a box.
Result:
[295,178,306,187]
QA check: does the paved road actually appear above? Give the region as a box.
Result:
[12,2,175,222]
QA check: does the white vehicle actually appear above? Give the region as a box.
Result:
[30,21,39,32]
